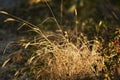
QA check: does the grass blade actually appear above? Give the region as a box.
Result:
[0,11,8,14]
[2,58,11,68]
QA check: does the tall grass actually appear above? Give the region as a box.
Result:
[0,1,104,80]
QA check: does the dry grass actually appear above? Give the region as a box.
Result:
[11,32,103,80]
[0,11,104,80]
[0,31,104,80]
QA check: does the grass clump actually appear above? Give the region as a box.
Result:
[0,11,104,80]
[1,31,104,80]
[1,0,120,79]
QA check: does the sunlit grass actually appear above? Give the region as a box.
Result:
[0,11,104,80]
[0,1,120,79]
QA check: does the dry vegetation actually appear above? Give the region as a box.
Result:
[0,11,104,80]
[0,0,120,80]
[0,31,104,80]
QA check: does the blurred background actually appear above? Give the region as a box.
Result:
[0,0,120,40]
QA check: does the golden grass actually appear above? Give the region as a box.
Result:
[0,11,104,80]
[13,32,104,80]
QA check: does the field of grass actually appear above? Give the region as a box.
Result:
[0,0,120,80]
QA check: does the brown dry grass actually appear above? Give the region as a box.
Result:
[0,11,104,80]
[12,32,104,80]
